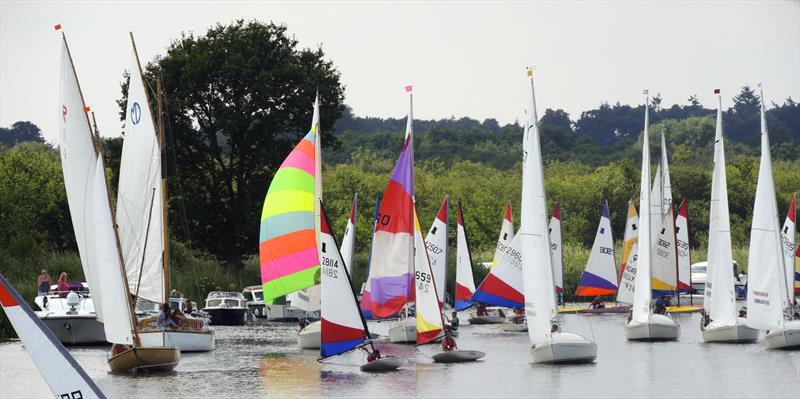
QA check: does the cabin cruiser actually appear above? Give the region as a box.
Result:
[34,282,106,345]
[135,297,215,352]
[203,291,249,325]
[243,285,267,317]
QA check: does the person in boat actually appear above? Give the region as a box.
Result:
[589,296,606,309]
[441,328,458,352]
[36,269,52,297]
[654,296,668,315]
[551,323,559,333]
[738,307,747,318]
[156,302,177,330]
[701,309,711,327]
[476,303,488,316]
[298,315,310,331]
[169,289,184,298]
[215,286,222,292]
[447,311,460,331]
[361,346,382,362]
[57,272,70,296]
[228,283,236,292]
[497,308,506,318]
[185,300,199,317]
[512,308,525,324]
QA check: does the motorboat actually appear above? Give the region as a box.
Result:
[243,285,267,317]
[34,283,106,345]
[203,291,249,325]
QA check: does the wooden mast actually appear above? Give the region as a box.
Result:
[62,32,140,346]
[157,71,170,301]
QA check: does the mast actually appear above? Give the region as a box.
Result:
[62,32,139,345]
[157,71,170,301]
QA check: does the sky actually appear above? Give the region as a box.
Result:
[1,1,798,144]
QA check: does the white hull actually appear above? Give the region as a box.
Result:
[531,333,597,364]
[297,320,321,349]
[139,330,215,352]
[467,315,506,325]
[502,324,528,333]
[388,321,416,343]
[625,314,680,341]
[37,314,106,345]
[702,318,759,343]
[764,320,800,350]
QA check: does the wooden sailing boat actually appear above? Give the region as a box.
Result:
[520,68,597,364]
[0,274,106,398]
[745,84,800,350]
[117,33,214,352]
[624,90,679,341]
[317,202,404,372]
[58,30,179,373]
[701,89,759,343]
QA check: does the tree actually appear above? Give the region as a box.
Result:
[117,20,345,266]
[0,121,45,147]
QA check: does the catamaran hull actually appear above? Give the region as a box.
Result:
[467,316,506,324]
[388,323,416,343]
[139,330,215,352]
[625,314,680,341]
[205,308,247,326]
[108,346,180,373]
[432,350,485,363]
[38,315,106,345]
[360,356,405,372]
[530,333,597,364]
[764,320,800,350]
[298,320,321,349]
[702,318,759,343]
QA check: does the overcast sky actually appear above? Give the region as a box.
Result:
[1,1,798,144]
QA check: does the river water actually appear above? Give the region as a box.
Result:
[1,312,798,398]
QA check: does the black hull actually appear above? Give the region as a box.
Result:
[205,308,247,325]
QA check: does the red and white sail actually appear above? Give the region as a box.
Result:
[0,274,105,399]
[455,202,477,310]
[780,193,796,297]
[549,202,564,294]
[424,196,449,304]
[490,202,515,269]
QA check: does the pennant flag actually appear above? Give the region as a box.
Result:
[54,24,62,31]
[714,88,721,94]
[404,85,413,93]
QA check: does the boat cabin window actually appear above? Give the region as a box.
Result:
[224,299,240,307]
[691,265,707,274]
[207,299,222,307]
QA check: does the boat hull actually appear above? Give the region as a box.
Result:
[578,306,630,314]
[108,346,180,373]
[764,320,800,350]
[432,350,485,363]
[501,324,528,333]
[205,308,247,326]
[388,321,416,344]
[38,315,106,345]
[625,314,680,341]
[702,318,759,343]
[139,330,215,352]
[531,333,597,364]
[298,320,321,349]
[467,316,506,325]
[360,356,405,372]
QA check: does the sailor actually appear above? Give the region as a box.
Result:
[654,296,668,315]
[447,311,460,331]
[298,315,310,331]
[36,270,52,297]
[589,296,606,309]
[551,324,559,333]
[476,303,488,316]
[441,328,458,352]
[366,348,381,362]
[156,303,177,330]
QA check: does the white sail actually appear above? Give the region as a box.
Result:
[415,206,444,343]
[632,93,653,324]
[780,193,796,297]
[424,196,449,304]
[57,36,105,319]
[649,163,663,244]
[287,286,321,312]
[746,86,790,330]
[117,42,164,303]
[652,205,678,294]
[616,202,639,304]
[549,202,564,295]
[0,274,106,399]
[91,156,135,345]
[521,70,558,345]
[575,201,618,296]
[660,132,673,214]
[675,200,692,291]
[705,95,737,327]
[490,202,515,270]
[455,203,477,310]
[340,193,358,276]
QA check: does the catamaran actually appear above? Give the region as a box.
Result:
[0,274,106,398]
[624,90,680,341]
[575,201,618,299]
[520,68,597,364]
[745,85,800,350]
[57,29,179,372]
[118,33,214,351]
[701,89,759,343]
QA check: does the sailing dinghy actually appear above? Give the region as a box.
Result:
[520,68,596,364]
[58,31,179,372]
[341,193,359,277]
[746,85,800,350]
[701,90,758,343]
[780,193,796,299]
[424,196,450,307]
[624,90,680,341]
[616,201,639,305]
[0,274,106,398]
[575,201,618,298]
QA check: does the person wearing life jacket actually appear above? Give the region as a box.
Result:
[441,328,458,352]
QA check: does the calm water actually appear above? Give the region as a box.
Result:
[2,312,799,398]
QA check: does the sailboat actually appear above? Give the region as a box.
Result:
[0,274,106,398]
[117,33,214,351]
[675,200,693,297]
[57,30,179,372]
[701,89,759,343]
[366,87,416,343]
[424,196,450,306]
[260,96,324,349]
[616,201,639,305]
[575,201,618,298]
[746,85,800,350]
[317,202,404,372]
[359,194,382,319]
[520,68,597,364]
[624,90,680,341]
[550,202,564,299]
[341,193,359,276]
[780,193,796,300]
[473,204,524,310]
[453,202,492,324]
[490,202,515,270]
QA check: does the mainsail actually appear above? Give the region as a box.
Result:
[490,202,515,270]
[632,91,654,324]
[415,206,444,344]
[455,202,477,311]
[424,196,449,304]
[575,201,618,296]
[780,193,796,297]
[359,195,382,319]
[550,202,564,295]
[472,234,524,308]
[675,200,692,292]
[0,274,106,399]
[340,193,359,276]
[616,201,639,304]
[652,204,678,296]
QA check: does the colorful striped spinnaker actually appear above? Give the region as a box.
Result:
[575,201,618,296]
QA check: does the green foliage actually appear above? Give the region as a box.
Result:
[0,121,45,147]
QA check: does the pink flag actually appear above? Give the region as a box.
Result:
[404,85,413,93]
